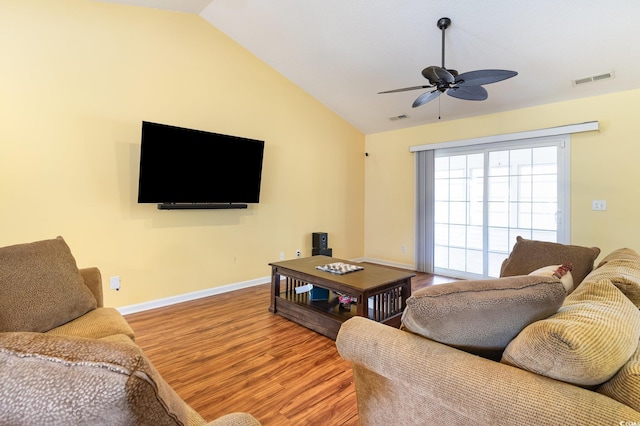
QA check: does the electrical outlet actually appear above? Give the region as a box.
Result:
[592,200,607,211]
[279,252,285,260]
[401,245,406,253]
[110,276,120,291]
[296,249,301,258]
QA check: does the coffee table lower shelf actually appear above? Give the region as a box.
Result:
[273,290,403,340]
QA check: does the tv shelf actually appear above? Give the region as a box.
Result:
[157,203,248,210]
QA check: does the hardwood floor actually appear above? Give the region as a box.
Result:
[125,269,454,425]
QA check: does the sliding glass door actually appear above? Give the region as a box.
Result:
[420,135,569,279]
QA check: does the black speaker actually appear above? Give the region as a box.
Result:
[312,232,328,249]
[312,248,333,256]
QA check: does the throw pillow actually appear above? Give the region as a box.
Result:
[586,247,640,307]
[0,237,97,332]
[500,236,600,286]
[529,264,574,294]
[0,332,188,425]
[501,278,640,386]
[401,275,566,353]
[597,338,640,411]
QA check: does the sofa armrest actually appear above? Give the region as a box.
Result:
[205,413,262,426]
[336,317,640,426]
[79,267,103,308]
[186,405,261,426]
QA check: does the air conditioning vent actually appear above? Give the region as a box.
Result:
[593,72,614,81]
[574,77,593,85]
[572,71,615,86]
[389,114,409,121]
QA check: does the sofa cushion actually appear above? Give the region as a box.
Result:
[586,247,640,307]
[0,332,188,425]
[401,275,566,353]
[0,237,97,332]
[500,236,600,286]
[529,264,574,294]
[46,307,136,341]
[501,278,640,386]
[597,338,640,411]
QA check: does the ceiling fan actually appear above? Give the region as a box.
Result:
[379,17,518,108]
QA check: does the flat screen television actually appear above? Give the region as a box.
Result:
[137,121,265,209]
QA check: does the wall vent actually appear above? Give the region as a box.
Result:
[572,71,615,86]
[389,114,409,121]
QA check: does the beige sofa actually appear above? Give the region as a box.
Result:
[337,239,640,425]
[0,237,260,426]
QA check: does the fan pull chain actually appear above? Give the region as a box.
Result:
[438,95,441,120]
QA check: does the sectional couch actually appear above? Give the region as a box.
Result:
[337,238,640,425]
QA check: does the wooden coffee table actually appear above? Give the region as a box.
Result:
[269,256,415,339]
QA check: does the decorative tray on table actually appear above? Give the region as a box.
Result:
[315,262,364,275]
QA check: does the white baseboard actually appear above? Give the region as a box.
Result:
[117,257,415,316]
[357,257,416,271]
[117,275,269,316]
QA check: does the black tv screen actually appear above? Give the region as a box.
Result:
[137,121,264,206]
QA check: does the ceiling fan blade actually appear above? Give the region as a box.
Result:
[412,90,441,108]
[455,69,518,87]
[422,66,454,84]
[447,85,488,101]
[378,84,434,94]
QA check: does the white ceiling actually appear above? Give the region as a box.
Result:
[99,0,640,134]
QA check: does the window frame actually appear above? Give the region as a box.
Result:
[415,134,571,278]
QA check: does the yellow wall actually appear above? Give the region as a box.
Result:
[0,0,365,307]
[3,0,636,309]
[365,89,640,267]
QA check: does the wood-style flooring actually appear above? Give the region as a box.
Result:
[125,268,455,425]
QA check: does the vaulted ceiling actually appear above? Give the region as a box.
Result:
[99,0,640,134]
